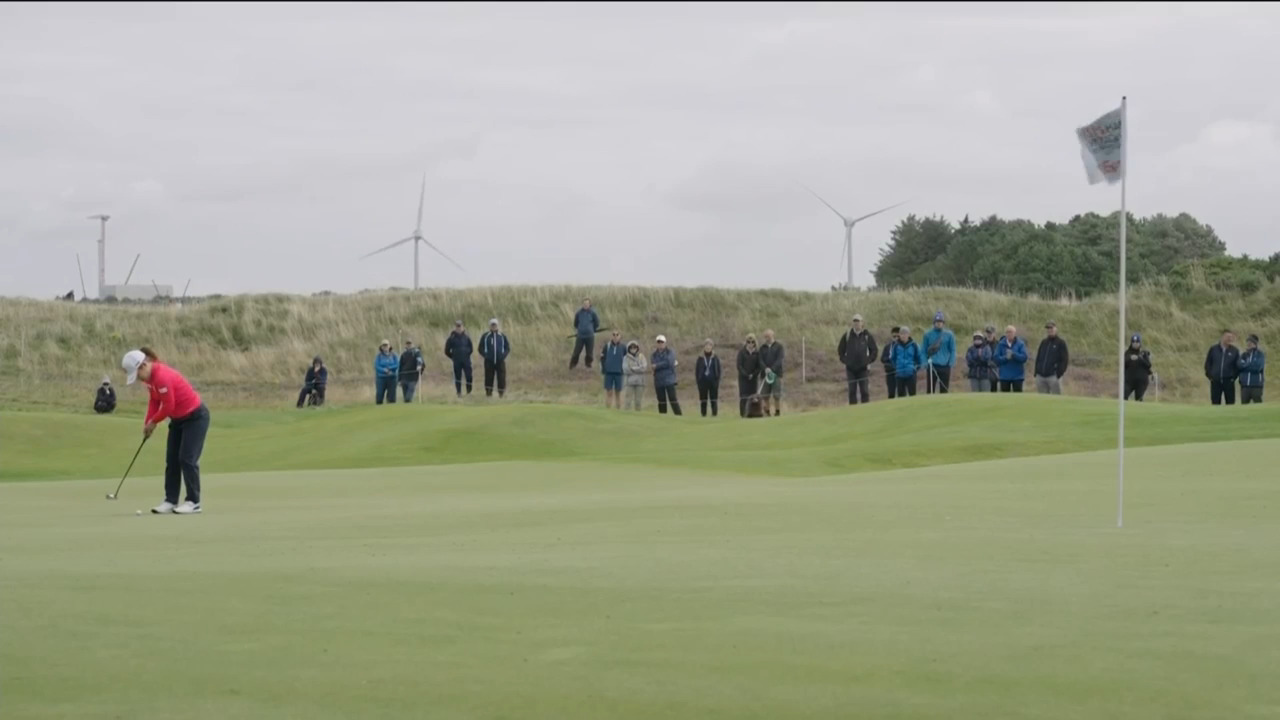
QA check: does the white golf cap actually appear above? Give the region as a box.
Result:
[852,313,863,322]
[121,350,146,385]
[489,318,499,326]
[655,334,667,342]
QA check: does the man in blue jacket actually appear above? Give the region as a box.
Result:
[1238,333,1265,405]
[479,318,511,398]
[569,297,600,370]
[444,321,474,397]
[374,340,399,404]
[993,325,1028,392]
[921,311,956,394]
[600,329,626,409]
[1205,330,1241,405]
[891,325,923,398]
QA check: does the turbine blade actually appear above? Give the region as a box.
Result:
[359,236,415,260]
[849,200,909,225]
[415,174,426,233]
[797,182,847,221]
[420,238,465,272]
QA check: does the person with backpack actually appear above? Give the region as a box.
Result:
[1204,330,1241,405]
[600,330,627,409]
[398,340,426,402]
[993,325,1029,392]
[478,318,511,398]
[651,335,682,415]
[881,326,900,399]
[94,376,117,414]
[736,333,761,417]
[837,314,878,405]
[622,340,648,411]
[296,356,328,408]
[1238,334,1265,405]
[569,297,600,370]
[964,332,992,393]
[374,340,399,404]
[890,326,923,397]
[1123,334,1152,401]
[921,311,956,394]
[444,321,474,397]
[694,339,723,417]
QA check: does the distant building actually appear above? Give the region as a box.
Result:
[100,284,173,301]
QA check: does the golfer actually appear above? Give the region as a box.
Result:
[122,347,210,515]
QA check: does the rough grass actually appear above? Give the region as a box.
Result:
[4,394,1279,483]
[2,283,1277,412]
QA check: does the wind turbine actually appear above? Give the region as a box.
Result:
[360,175,464,290]
[800,185,906,290]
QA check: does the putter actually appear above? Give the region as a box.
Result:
[106,436,148,500]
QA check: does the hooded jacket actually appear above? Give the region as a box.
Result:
[651,347,678,388]
[375,350,399,378]
[600,340,627,375]
[444,332,473,365]
[94,384,117,413]
[838,329,878,371]
[1205,343,1241,382]
[891,338,923,378]
[993,336,1029,382]
[623,347,648,387]
[304,360,328,388]
[573,307,600,339]
[1124,345,1152,384]
[921,326,957,368]
[965,342,993,380]
[479,330,510,365]
[1238,347,1265,388]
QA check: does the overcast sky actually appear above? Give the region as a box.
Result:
[2,2,1277,299]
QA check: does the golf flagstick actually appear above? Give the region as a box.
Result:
[106,436,148,500]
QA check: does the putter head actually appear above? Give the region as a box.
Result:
[106,493,117,500]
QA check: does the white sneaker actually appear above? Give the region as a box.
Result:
[151,501,176,514]
[173,501,202,515]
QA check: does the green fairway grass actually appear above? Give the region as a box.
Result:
[2,440,1278,719]
[3,394,1280,482]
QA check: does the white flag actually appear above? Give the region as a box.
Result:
[1076,107,1124,185]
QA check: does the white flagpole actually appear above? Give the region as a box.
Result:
[1116,95,1128,529]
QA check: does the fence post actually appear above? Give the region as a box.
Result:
[1154,373,1159,403]
[802,336,806,384]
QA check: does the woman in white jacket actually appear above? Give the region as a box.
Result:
[621,340,648,411]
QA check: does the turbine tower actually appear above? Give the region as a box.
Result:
[87,214,110,298]
[800,186,906,290]
[360,175,464,290]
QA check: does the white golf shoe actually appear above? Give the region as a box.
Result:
[151,501,176,514]
[173,501,202,515]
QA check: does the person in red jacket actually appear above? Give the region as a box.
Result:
[122,347,210,515]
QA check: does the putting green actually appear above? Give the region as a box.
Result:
[3,440,1278,719]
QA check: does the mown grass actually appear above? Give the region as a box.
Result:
[4,394,1278,483]
[2,283,1277,412]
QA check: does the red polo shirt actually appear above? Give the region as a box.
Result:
[144,362,202,425]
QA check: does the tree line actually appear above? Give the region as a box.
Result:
[873,212,1279,297]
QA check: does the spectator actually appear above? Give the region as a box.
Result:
[374,340,399,404]
[837,314,878,405]
[478,318,510,398]
[736,333,761,417]
[964,332,992,393]
[569,297,600,370]
[891,325,923,397]
[983,325,999,391]
[444,321,474,398]
[881,326,900,399]
[1205,330,1241,405]
[1033,321,1070,395]
[600,330,626,409]
[921,311,956,394]
[758,329,785,417]
[94,376,117,414]
[296,356,328,408]
[399,339,426,402]
[993,325,1028,392]
[651,335,682,415]
[695,339,723,417]
[1123,334,1152,401]
[622,340,648,411]
[1239,334,1265,405]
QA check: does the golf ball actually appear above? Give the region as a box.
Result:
[136,510,142,516]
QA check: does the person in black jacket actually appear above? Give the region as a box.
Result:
[1205,330,1240,405]
[94,376,117,414]
[983,325,999,391]
[758,329,785,417]
[694,339,723,417]
[880,326,900,399]
[296,356,328,408]
[837,314,878,405]
[444,321,473,397]
[399,340,426,402]
[736,334,761,417]
[1123,334,1152,401]
[478,318,510,398]
[1033,321,1069,394]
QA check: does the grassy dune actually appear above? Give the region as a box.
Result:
[4,394,1278,483]
[1,284,1277,412]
